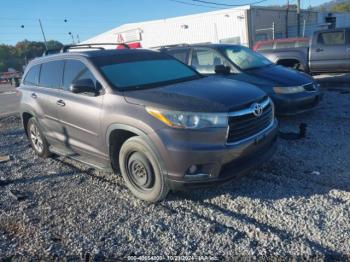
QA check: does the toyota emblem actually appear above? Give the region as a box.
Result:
[251,103,263,117]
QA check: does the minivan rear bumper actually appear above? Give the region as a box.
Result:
[164,119,278,190]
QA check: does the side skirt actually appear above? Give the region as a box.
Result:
[49,145,113,173]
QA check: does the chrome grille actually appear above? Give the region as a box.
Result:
[227,98,273,143]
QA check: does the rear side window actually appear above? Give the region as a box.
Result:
[63,60,96,91]
[23,64,41,86]
[317,31,345,45]
[39,60,64,89]
[165,49,189,64]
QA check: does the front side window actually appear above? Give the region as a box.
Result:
[97,59,199,91]
[63,60,96,91]
[191,48,231,74]
[221,45,272,70]
[23,64,41,86]
[318,31,345,45]
[39,60,64,89]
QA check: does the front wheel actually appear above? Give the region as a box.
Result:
[119,136,169,202]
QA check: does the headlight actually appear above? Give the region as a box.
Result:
[273,86,305,94]
[146,107,228,129]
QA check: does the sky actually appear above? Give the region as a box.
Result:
[0,0,330,45]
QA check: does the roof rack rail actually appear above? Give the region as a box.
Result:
[42,43,130,56]
[153,43,191,49]
[61,43,130,53]
[42,48,61,56]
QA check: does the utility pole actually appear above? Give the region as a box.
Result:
[297,0,301,37]
[285,0,289,38]
[38,19,48,50]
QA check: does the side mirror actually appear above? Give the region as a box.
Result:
[215,65,231,75]
[70,79,96,94]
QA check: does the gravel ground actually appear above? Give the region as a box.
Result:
[0,87,350,260]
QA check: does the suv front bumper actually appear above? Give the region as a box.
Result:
[162,119,278,190]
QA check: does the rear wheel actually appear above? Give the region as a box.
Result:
[27,118,50,158]
[119,136,169,202]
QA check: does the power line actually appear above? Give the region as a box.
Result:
[0,17,123,23]
[169,0,223,8]
[193,0,267,7]
[1,25,112,30]
[170,0,267,8]
[15,31,93,35]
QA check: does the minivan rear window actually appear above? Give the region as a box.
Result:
[39,60,64,89]
[99,59,199,91]
[23,64,41,86]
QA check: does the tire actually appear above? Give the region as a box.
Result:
[119,136,169,202]
[27,118,51,158]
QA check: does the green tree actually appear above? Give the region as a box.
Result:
[15,40,46,62]
[0,40,63,72]
[0,45,22,72]
[331,2,350,12]
[46,40,63,50]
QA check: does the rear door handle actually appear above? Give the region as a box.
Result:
[56,99,66,107]
[31,93,37,99]
[316,48,323,52]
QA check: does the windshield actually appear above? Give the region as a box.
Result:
[222,46,272,70]
[99,59,199,91]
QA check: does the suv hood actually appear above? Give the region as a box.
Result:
[123,76,266,112]
[233,64,314,87]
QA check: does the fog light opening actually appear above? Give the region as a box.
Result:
[188,165,198,175]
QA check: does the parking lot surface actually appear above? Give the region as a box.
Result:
[0,84,20,117]
[0,78,349,259]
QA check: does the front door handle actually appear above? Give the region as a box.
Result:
[316,48,323,52]
[31,93,37,99]
[56,99,66,107]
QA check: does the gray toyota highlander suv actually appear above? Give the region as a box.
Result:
[19,44,278,202]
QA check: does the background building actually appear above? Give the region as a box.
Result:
[83,5,347,48]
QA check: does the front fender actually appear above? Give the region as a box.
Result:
[105,123,168,175]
